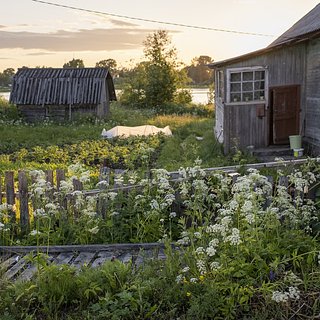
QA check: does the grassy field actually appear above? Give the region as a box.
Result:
[0,99,252,174]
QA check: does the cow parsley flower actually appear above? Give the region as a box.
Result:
[225,228,241,245]
[196,259,206,275]
[271,291,289,303]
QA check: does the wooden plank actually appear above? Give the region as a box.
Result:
[0,174,2,204]
[45,170,54,199]
[54,252,74,265]
[91,251,115,268]
[5,256,27,280]
[18,254,55,281]
[71,251,95,269]
[56,169,66,190]
[0,254,20,270]
[5,171,15,222]
[0,243,165,254]
[18,171,29,234]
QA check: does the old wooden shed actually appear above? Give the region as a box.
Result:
[209,4,320,154]
[9,67,117,121]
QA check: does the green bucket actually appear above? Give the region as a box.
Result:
[289,135,302,149]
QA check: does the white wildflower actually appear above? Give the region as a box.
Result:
[110,211,120,217]
[210,261,221,271]
[206,246,216,257]
[59,180,74,193]
[190,278,198,283]
[96,180,109,189]
[0,222,4,230]
[288,286,300,300]
[169,212,177,218]
[182,266,190,273]
[194,232,201,239]
[195,247,205,255]
[30,229,42,236]
[88,226,99,234]
[33,208,46,218]
[225,228,241,245]
[108,192,118,201]
[150,199,160,210]
[271,291,289,303]
[196,259,206,275]
[176,274,183,284]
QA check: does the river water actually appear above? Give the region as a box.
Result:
[0,88,211,105]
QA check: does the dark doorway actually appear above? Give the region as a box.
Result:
[270,85,300,145]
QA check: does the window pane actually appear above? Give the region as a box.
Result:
[255,71,265,80]
[231,83,241,92]
[254,91,265,100]
[243,72,253,81]
[254,81,265,90]
[243,82,253,91]
[230,72,241,82]
[231,93,241,102]
[242,92,253,102]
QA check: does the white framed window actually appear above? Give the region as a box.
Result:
[227,67,267,104]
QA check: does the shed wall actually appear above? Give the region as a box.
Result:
[215,43,307,153]
[305,38,320,154]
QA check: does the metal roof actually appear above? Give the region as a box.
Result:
[10,67,117,105]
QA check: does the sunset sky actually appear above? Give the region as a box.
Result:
[0,0,319,71]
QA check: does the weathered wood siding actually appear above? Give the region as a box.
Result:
[223,103,268,153]
[305,38,320,154]
[215,43,307,153]
[215,101,224,143]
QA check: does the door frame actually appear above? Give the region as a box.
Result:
[268,84,300,145]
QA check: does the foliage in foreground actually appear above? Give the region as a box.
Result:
[1,161,320,319]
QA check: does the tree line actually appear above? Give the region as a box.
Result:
[1,30,214,108]
[0,41,213,90]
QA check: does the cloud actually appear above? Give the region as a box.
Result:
[26,52,55,56]
[109,19,139,27]
[0,28,156,52]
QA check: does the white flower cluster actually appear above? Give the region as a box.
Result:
[271,286,300,303]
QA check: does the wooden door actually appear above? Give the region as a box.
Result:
[271,85,300,144]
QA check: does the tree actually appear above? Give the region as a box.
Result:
[95,59,117,76]
[184,55,214,85]
[122,30,189,108]
[63,58,85,68]
[0,68,15,87]
[143,30,184,106]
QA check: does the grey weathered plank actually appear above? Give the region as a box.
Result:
[71,251,96,269]
[91,251,115,268]
[54,252,74,265]
[18,171,29,234]
[5,256,27,280]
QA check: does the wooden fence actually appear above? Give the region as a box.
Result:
[0,158,318,233]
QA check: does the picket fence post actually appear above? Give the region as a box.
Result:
[18,171,29,234]
[5,171,15,223]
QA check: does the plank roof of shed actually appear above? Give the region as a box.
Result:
[9,67,116,106]
[269,3,320,47]
[209,4,320,69]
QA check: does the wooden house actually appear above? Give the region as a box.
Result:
[209,4,320,154]
[9,67,116,121]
